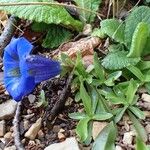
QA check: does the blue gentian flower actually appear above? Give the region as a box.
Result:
[3,37,61,102]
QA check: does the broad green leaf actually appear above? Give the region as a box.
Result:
[42,25,72,48]
[145,82,150,94]
[76,117,90,142]
[91,28,106,38]
[31,22,49,32]
[127,22,149,58]
[125,79,139,104]
[80,82,92,116]
[0,0,83,31]
[105,71,122,86]
[143,37,150,56]
[127,65,145,81]
[92,122,117,150]
[94,53,105,81]
[74,0,101,23]
[128,111,147,142]
[102,51,140,70]
[105,92,127,105]
[92,112,113,120]
[75,53,87,78]
[36,90,48,107]
[129,106,145,120]
[69,112,87,120]
[114,106,128,123]
[100,19,125,43]
[125,6,150,48]
[136,136,149,150]
[91,87,99,114]
[138,61,150,70]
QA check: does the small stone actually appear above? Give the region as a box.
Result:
[142,93,150,103]
[28,94,36,103]
[123,132,133,145]
[145,124,150,134]
[0,120,5,137]
[44,137,79,150]
[0,100,17,120]
[4,132,12,139]
[144,111,150,118]
[59,128,65,133]
[58,132,65,140]
[92,121,108,140]
[23,113,35,119]
[27,109,33,114]
[35,139,41,145]
[21,138,26,144]
[115,145,123,150]
[4,145,16,150]
[25,118,42,140]
[38,130,44,138]
[23,119,30,130]
[53,125,61,133]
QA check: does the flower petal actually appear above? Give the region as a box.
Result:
[16,37,33,59]
[20,55,61,83]
[4,75,35,102]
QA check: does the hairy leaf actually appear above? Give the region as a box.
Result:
[100,19,125,43]
[76,117,90,142]
[74,0,101,23]
[136,136,149,150]
[42,25,72,48]
[125,6,150,48]
[80,82,92,116]
[102,51,140,70]
[0,0,83,31]
[128,111,147,142]
[92,122,117,150]
[127,22,149,58]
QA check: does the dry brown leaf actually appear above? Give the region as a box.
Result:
[59,36,101,66]
[0,11,8,28]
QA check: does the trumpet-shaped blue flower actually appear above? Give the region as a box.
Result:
[3,37,61,102]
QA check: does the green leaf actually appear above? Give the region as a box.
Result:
[114,106,128,123]
[36,90,48,107]
[138,61,150,70]
[91,28,106,38]
[105,71,122,86]
[0,0,83,31]
[125,79,139,104]
[100,19,125,43]
[127,65,145,81]
[42,25,72,48]
[31,22,49,32]
[136,136,149,150]
[92,122,117,150]
[127,22,149,58]
[76,117,91,142]
[69,112,87,120]
[143,37,150,56]
[93,53,105,81]
[129,106,145,120]
[92,112,113,121]
[102,51,140,70]
[128,111,147,142]
[74,0,101,23]
[125,6,150,48]
[75,53,87,78]
[80,82,92,116]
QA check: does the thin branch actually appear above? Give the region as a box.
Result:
[0,2,104,17]
[48,72,74,121]
[13,101,25,150]
[0,16,18,57]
